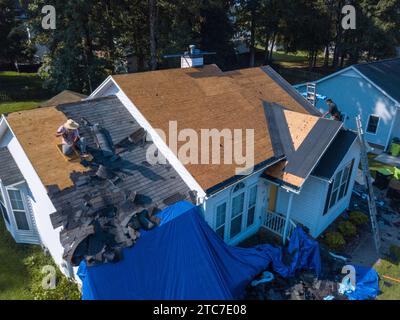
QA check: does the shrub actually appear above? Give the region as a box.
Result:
[324,231,346,250]
[338,221,357,238]
[23,251,81,300]
[389,245,400,264]
[349,211,369,226]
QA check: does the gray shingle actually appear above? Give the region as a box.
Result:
[354,58,400,103]
[0,148,24,186]
[49,96,192,266]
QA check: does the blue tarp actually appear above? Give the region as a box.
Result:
[78,201,321,300]
[346,265,380,300]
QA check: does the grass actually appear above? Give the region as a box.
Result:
[0,100,43,114]
[0,227,34,299]
[0,71,51,114]
[0,218,80,300]
[374,259,400,300]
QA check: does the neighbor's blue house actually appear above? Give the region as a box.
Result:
[295,58,400,150]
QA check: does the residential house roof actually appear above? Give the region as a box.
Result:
[7,107,91,190]
[353,58,400,104]
[0,147,23,186]
[296,58,400,105]
[39,90,87,108]
[3,96,191,266]
[262,103,342,190]
[312,130,358,180]
[112,64,321,193]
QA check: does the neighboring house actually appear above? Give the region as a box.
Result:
[0,62,360,280]
[38,90,87,108]
[295,58,400,150]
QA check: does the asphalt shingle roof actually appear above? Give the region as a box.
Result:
[312,130,358,180]
[0,147,23,186]
[354,58,400,103]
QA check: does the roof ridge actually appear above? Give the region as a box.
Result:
[57,95,118,108]
[260,65,321,117]
[354,57,400,67]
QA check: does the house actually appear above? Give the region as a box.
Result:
[0,61,360,280]
[38,90,87,108]
[295,58,400,150]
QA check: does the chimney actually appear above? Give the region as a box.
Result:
[181,45,204,68]
[163,45,216,69]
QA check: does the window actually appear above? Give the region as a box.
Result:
[366,115,379,134]
[7,189,30,230]
[323,160,354,214]
[230,192,244,239]
[0,190,10,225]
[215,203,227,239]
[247,186,257,227]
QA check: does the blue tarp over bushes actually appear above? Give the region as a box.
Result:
[78,201,321,300]
[346,265,380,300]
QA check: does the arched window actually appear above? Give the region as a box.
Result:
[232,182,245,193]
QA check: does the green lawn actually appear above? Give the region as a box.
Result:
[0,223,34,299]
[0,71,50,114]
[374,259,400,300]
[0,100,43,114]
[0,218,80,300]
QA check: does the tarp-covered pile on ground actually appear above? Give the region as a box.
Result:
[78,201,321,300]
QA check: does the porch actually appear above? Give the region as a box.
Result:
[261,210,298,244]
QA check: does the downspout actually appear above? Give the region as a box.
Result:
[282,191,294,245]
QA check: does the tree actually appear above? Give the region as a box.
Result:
[235,0,262,67]
[0,0,34,66]
[29,0,113,94]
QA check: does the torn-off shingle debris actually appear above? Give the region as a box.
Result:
[48,96,193,267]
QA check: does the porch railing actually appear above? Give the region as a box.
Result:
[262,210,297,242]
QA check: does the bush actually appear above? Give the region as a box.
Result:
[324,231,346,250]
[338,221,357,238]
[23,252,81,300]
[349,211,369,226]
[389,245,400,264]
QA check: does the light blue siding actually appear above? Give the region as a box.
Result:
[274,139,360,238]
[202,172,266,246]
[296,69,400,148]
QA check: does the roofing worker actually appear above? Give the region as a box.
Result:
[323,99,343,121]
[56,119,89,157]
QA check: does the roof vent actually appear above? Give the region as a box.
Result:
[164,44,216,69]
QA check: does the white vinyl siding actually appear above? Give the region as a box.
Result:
[205,172,264,245]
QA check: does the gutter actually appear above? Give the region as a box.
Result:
[205,155,286,199]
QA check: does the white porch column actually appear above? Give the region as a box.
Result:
[282,191,294,245]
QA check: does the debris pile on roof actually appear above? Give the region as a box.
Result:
[50,174,169,266]
[42,96,192,266]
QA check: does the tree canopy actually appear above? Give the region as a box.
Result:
[3,0,398,93]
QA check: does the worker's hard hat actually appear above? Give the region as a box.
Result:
[63,119,80,130]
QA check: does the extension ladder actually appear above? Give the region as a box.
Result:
[306,83,317,107]
[356,115,381,252]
